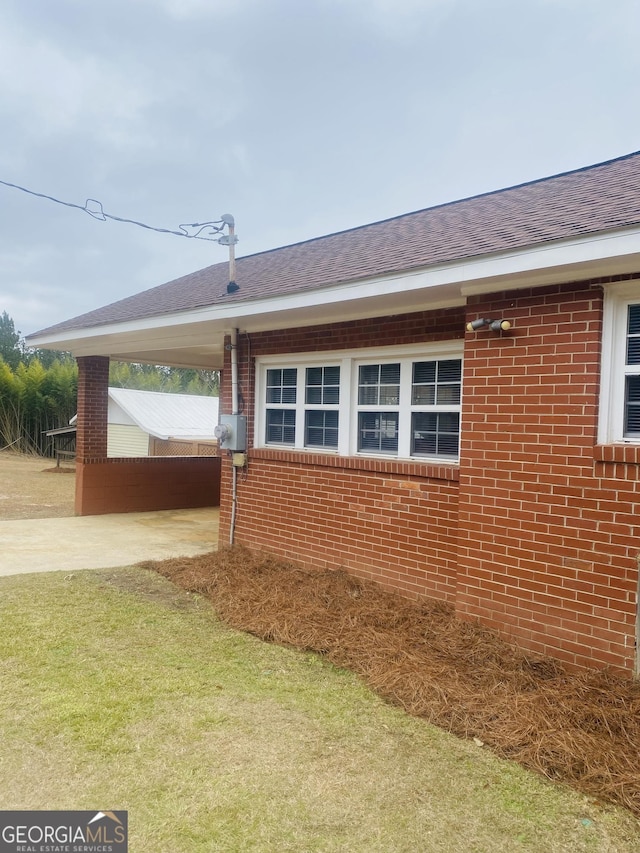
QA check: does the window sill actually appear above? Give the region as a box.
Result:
[594,444,640,464]
[249,447,460,481]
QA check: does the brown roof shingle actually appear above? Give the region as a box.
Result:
[33,150,640,337]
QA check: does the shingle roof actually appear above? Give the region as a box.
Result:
[32,151,640,337]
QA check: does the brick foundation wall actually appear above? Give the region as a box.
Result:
[222,450,459,601]
[76,456,221,515]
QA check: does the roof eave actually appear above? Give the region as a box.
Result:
[27,225,640,368]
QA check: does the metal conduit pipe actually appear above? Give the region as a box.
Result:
[230,327,239,546]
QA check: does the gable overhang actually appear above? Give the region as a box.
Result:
[28,225,640,370]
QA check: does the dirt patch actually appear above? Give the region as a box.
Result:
[0,451,75,519]
[93,567,205,611]
[140,545,640,819]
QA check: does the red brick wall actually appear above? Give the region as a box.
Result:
[76,456,221,515]
[219,308,464,601]
[222,450,460,600]
[457,281,638,672]
[217,282,640,673]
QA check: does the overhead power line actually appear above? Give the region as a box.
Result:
[0,178,231,242]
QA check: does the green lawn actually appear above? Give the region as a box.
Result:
[1,568,638,852]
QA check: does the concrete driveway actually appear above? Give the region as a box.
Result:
[0,507,219,576]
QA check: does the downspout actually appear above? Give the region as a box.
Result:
[231,327,239,416]
[230,327,239,546]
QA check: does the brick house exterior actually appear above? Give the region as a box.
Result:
[28,152,640,675]
[215,277,638,673]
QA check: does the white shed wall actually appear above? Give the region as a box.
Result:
[107,423,150,457]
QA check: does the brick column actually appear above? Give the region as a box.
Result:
[76,356,109,462]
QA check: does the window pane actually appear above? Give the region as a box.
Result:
[412,386,436,405]
[437,411,460,432]
[380,415,399,452]
[359,365,380,385]
[380,363,401,385]
[628,305,640,334]
[437,431,460,456]
[436,385,461,405]
[358,364,400,406]
[627,338,640,365]
[281,369,297,403]
[358,412,398,454]
[412,361,436,384]
[437,359,462,382]
[322,366,340,404]
[412,412,460,458]
[266,409,295,444]
[266,368,282,403]
[306,367,322,386]
[412,359,461,406]
[627,306,640,365]
[379,386,400,405]
[324,366,340,385]
[266,368,297,404]
[436,360,462,404]
[305,410,339,448]
[413,432,437,455]
[359,386,379,405]
[625,377,640,435]
[305,366,340,405]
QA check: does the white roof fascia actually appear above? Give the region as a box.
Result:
[460,225,640,296]
[28,225,640,349]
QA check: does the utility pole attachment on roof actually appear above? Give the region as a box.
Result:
[219,214,239,294]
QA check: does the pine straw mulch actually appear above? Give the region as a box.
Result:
[139,546,640,818]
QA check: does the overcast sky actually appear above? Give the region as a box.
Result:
[1,0,639,339]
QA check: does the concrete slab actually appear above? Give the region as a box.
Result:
[0,507,219,576]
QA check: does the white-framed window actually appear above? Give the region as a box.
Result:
[256,342,463,461]
[264,364,341,449]
[599,282,640,444]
